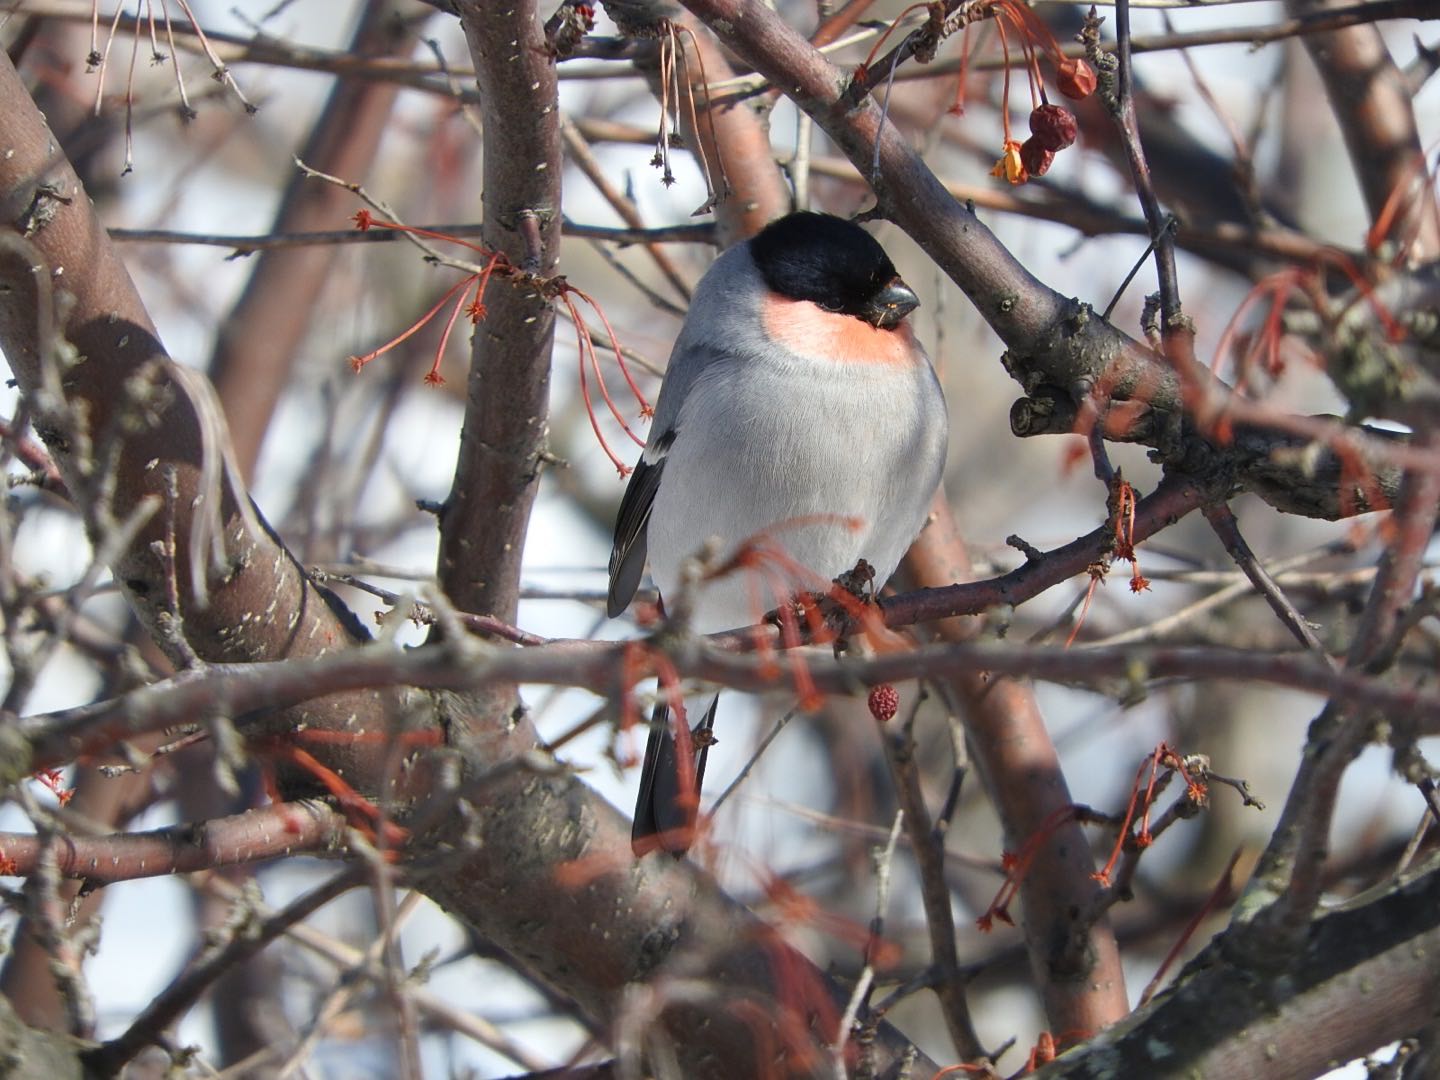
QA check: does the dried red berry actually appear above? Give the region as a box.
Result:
[868,683,899,723]
[1020,138,1054,178]
[1057,57,1096,100]
[1029,103,1078,152]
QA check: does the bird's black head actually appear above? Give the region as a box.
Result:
[747,211,918,328]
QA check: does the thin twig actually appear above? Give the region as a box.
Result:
[708,707,795,815]
[1138,847,1242,1005]
[16,787,96,1038]
[108,220,713,252]
[194,875,549,1071]
[1105,0,1189,347]
[1201,501,1332,658]
[877,693,985,1061]
[83,866,366,1075]
[1249,428,1440,952]
[1087,542,1357,648]
[832,808,905,1079]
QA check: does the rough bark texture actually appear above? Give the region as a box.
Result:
[437,1,560,624]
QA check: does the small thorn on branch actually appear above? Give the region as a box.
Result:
[516,209,545,274]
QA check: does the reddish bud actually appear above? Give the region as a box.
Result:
[1020,138,1054,178]
[1029,103,1077,152]
[1057,57,1096,100]
[868,683,899,723]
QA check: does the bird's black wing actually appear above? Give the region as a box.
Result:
[607,431,673,618]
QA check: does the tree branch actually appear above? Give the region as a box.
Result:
[0,801,349,885]
[1035,857,1440,1079]
[438,1,559,623]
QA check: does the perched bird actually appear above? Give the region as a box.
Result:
[607,211,949,856]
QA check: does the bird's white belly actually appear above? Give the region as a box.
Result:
[647,360,945,633]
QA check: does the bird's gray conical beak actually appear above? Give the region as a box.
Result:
[865,278,920,328]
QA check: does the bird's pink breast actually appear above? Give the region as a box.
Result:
[759,296,917,366]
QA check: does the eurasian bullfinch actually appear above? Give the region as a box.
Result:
[608,211,949,856]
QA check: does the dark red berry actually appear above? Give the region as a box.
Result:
[1029,103,1078,152]
[1020,138,1054,178]
[868,684,899,723]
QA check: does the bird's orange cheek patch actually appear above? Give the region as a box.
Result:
[760,297,916,366]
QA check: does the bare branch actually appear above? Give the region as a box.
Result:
[1034,857,1440,1079]
[0,801,349,885]
[439,2,559,622]
[81,866,366,1075]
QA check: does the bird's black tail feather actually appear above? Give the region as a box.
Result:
[631,694,718,857]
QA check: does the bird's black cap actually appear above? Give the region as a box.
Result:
[748,212,914,327]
